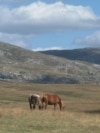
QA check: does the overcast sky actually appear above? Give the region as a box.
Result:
[0,0,100,51]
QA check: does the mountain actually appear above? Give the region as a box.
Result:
[40,48,100,64]
[0,42,100,84]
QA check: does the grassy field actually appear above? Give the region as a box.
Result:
[0,81,100,133]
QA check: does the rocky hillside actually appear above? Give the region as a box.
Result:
[0,42,100,84]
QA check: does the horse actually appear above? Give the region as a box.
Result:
[28,94,42,110]
[41,93,65,111]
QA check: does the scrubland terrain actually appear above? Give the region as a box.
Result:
[0,81,100,133]
[0,42,100,84]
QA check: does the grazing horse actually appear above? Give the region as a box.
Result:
[28,94,42,110]
[41,94,65,111]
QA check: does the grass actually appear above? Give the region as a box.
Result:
[0,81,100,133]
[0,108,100,133]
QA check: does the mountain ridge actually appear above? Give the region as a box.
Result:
[40,48,100,64]
[0,42,100,84]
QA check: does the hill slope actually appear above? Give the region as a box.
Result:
[40,48,100,64]
[0,42,100,83]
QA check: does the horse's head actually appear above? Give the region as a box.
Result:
[38,97,43,110]
[41,94,47,102]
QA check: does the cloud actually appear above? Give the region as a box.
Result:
[0,1,100,35]
[74,31,100,47]
[0,1,100,48]
[33,46,63,51]
[0,32,33,48]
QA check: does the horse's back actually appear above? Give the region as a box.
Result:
[29,94,40,104]
[44,94,61,99]
[33,94,40,98]
[43,93,61,104]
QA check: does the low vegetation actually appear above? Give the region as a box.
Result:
[0,42,100,83]
[0,81,100,133]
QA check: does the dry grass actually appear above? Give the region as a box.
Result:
[0,81,100,133]
[0,108,100,133]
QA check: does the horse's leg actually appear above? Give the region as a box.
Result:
[38,105,41,110]
[30,103,32,110]
[38,101,42,110]
[45,100,48,109]
[54,104,57,110]
[42,102,46,109]
[59,103,62,111]
[41,98,44,109]
[42,103,44,109]
[33,104,36,109]
[28,97,32,110]
[42,99,48,109]
[38,106,40,110]
[41,102,44,109]
[41,97,48,109]
[45,102,47,109]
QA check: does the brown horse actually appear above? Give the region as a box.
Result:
[28,94,42,110]
[41,94,65,111]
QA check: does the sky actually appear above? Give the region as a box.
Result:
[0,0,100,51]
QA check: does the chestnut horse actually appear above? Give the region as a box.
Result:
[28,94,42,110]
[41,94,65,111]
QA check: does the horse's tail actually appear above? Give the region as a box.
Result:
[60,100,65,111]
